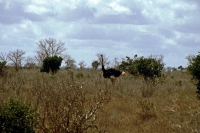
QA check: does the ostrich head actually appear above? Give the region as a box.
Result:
[121,71,126,76]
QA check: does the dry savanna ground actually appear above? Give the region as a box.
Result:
[0,68,200,133]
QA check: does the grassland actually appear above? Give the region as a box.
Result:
[0,68,200,133]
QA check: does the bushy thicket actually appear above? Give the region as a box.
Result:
[40,56,63,74]
[0,98,37,133]
[0,61,6,75]
[187,52,200,97]
[0,67,199,132]
[119,55,164,81]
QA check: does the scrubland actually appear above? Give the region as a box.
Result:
[0,68,200,133]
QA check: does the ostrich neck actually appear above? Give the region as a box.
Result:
[101,56,106,71]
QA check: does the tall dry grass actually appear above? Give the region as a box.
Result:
[0,69,199,133]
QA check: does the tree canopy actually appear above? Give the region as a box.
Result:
[91,60,100,69]
[0,61,6,74]
[119,55,164,81]
[7,49,25,71]
[35,38,66,66]
[40,56,63,75]
[187,52,200,96]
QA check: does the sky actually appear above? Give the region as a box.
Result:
[0,0,200,68]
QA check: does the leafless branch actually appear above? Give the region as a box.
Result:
[35,38,66,65]
[0,52,8,62]
[7,49,25,71]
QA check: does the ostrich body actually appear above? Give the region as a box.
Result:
[101,55,126,84]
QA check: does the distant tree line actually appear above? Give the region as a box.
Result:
[0,38,195,76]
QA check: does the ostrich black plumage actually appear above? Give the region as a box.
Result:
[101,55,126,84]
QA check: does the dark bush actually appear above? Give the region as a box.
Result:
[119,55,164,82]
[0,61,6,76]
[0,98,37,133]
[40,56,63,74]
[187,52,200,97]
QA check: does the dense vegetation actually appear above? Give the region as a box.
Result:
[40,56,63,75]
[0,39,199,132]
[119,55,164,82]
[187,52,200,97]
[0,68,199,133]
[0,61,6,74]
[0,98,36,133]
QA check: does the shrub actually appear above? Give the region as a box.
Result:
[187,52,200,97]
[92,60,100,69]
[36,85,111,133]
[0,61,6,76]
[137,100,156,121]
[40,56,63,75]
[0,98,37,133]
[119,55,164,82]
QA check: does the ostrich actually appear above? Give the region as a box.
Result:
[101,55,126,84]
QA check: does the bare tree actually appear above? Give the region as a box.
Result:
[96,53,110,67]
[186,54,195,64]
[0,52,8,62]
[63,55,76,69]
[7,49,25,71]
[149,54,164,64]
[35,51,46,66]
[24,57,37,69]
[78,60,86,69]
[113,57,120,68]
[35,38,66,66]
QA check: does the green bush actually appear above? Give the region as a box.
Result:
[91,60,100,69]
[40,56,63,74]
[0,99,37,133]
[187,52,200,97]
[0,61,6,74]
[119,55,164,82]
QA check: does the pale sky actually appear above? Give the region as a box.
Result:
[0,0,199,68]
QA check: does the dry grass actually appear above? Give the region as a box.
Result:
[0,68,200,133]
